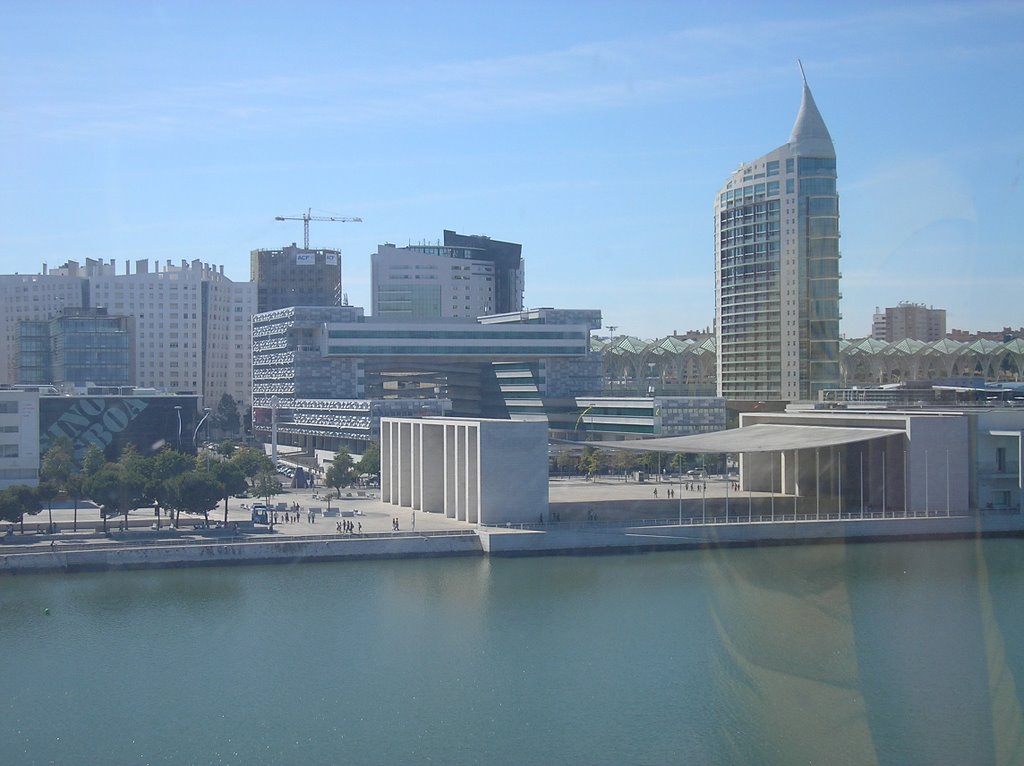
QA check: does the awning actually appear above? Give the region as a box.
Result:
[589,423,905,454]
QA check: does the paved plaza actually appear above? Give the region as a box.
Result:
[3,474,808,549]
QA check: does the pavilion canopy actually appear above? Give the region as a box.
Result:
[589,424,905,454]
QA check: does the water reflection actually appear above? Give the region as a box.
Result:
[705,539,1024,765]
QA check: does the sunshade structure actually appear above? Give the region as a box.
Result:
[575,413,969,517]
[588,423,905,454]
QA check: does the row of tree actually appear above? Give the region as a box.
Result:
[0,438,384,533]
[552,447,723,478]
[0,439,257,531]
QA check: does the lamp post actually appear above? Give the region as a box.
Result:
[270,395,280,467]
[174,406,183,451]
[677,462,682,526]
[193,407,212,450]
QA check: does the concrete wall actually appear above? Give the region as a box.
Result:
[906,415,969,512]
[381,416,548,525]
[0,533,482,574]
[478,420,549,524]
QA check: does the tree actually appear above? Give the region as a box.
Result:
[356,442,380,478]
[0,484,42,532]
[145,447,197,527]
[211,393,242,437]
[578,446,606,479]
[669,453,691,473]
[253,471,283,506]
[82,444,106,477]
[215,440,238,459]
[40,437,74,531]
[211,461,248,524]
[554,450,577,476]
[168,471,222,526]
[229,446,274,488]
[325,450,356,497]
[65,473,86,532]
[612,450,640,480]
[86,463,146,533]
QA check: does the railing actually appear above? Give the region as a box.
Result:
[481,508,997,532]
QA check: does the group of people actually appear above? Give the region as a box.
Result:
[269,503,308,524]
[655,483,706,498]
[336,519,361,534]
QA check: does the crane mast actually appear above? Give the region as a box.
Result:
[274,208,362,248]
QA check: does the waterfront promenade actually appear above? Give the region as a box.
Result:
[2,475,1021,574]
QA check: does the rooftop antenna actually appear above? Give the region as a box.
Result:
[797,59,807,84]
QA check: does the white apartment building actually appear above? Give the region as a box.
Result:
[1,258,255,409]
[715,71,841,401]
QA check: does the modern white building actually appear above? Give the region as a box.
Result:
[380,416,548,525]
[715,69,841,401]
[1,259,255,410]
[371,231,524,321]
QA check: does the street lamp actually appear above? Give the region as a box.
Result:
[269,395,280,467]
[174,405,183,451]
[193,407,212,449]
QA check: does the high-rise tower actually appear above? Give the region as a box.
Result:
[715,67,840,400]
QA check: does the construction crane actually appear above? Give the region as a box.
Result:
[274,208,362,249]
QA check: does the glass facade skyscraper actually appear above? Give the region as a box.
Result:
[715,72,841,400]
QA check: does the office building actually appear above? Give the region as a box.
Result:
[872,302,946,343]
[715,70,841,401]
[251,244,343,313]
[251,305,600,454]
[18,307,133,387]
[371,231,524,320]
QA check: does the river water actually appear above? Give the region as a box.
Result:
[3,538,1024,765]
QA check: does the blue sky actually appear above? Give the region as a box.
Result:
[1,1,1021,339]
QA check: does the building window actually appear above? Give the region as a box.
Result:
[996,447,1007,472]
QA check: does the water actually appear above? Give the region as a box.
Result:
[3,538,1024,765]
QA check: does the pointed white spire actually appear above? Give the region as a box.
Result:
[788,62,835,158]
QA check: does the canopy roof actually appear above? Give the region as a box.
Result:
[592,423,905,454]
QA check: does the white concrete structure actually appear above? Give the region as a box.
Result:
[715,68,840,401]
[0,389,40,489]
[380,417,548,525]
